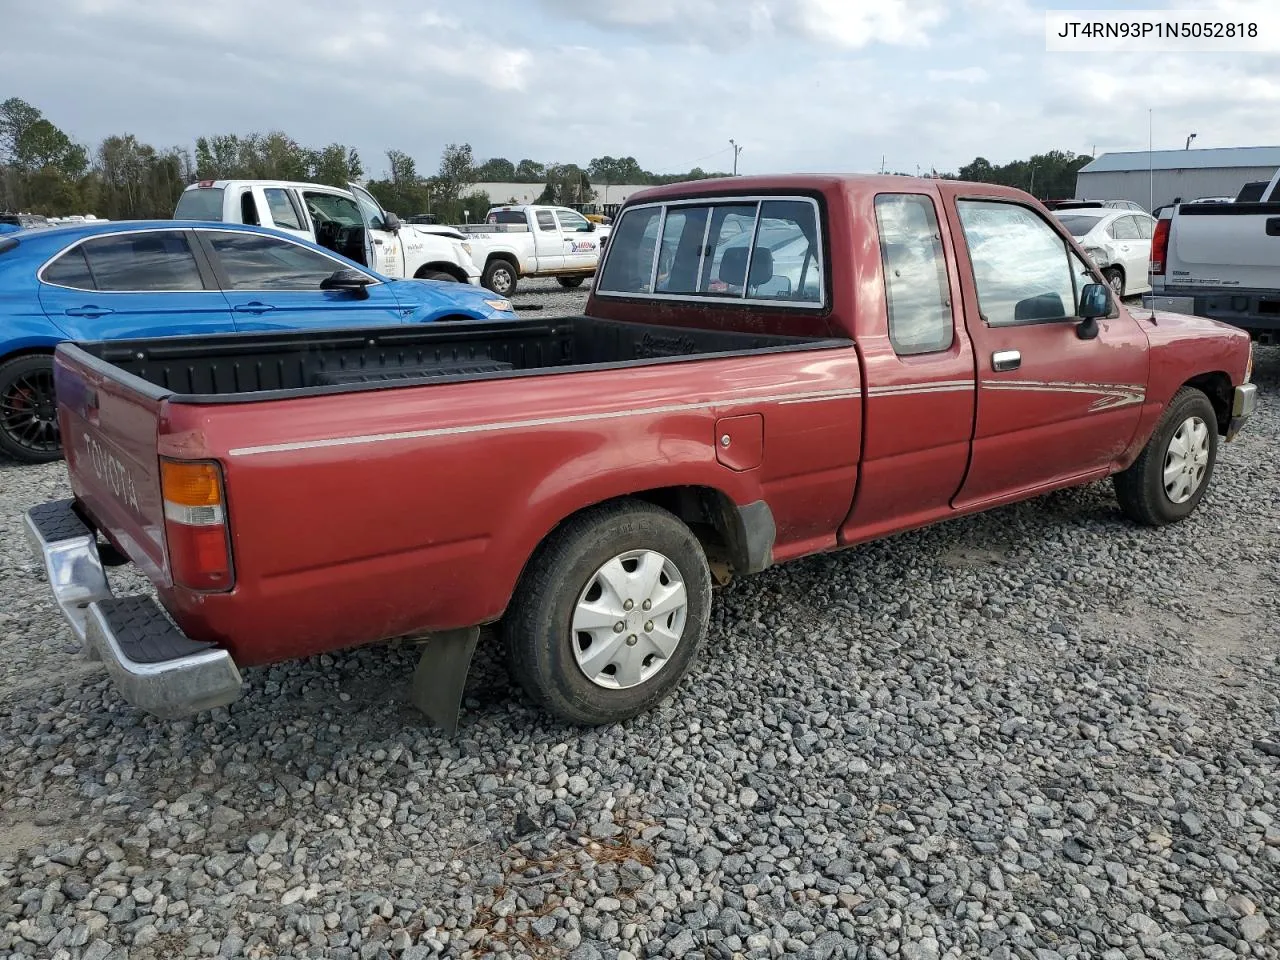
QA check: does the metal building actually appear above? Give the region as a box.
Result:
[1074,145,1280,211]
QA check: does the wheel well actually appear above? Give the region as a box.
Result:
[486,253,519,273]
[1,346,57,366]
[1183,371,1232,434]
[1104,264,1124,278]
[415,263,467,282]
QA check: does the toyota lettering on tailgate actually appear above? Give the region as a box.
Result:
[83,431,140,511]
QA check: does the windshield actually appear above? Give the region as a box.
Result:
[1056,215,1103,237]
[175,187,225,221]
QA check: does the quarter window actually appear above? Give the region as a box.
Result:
[1135,216,1154,239]
[536,211,557,231]
[956,201,1076,326]
[264,188,303,231]
[1108,216,1140,241]
[874,194,953,354]
[79,231,205,292]
[205,232,351,290]
[43,246,96,290]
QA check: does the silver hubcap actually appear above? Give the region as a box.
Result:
[1108,273,1123,295]
[491,269,512,294]
[1163,415,1209,504]
[571,549,687,690]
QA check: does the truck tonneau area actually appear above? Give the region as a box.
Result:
[71,316,841,402]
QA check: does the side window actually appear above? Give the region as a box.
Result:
[43,246,96,290]
[1135,216,1154,239]
[205,232,352,290]
[351,187,386,231]
[556,210,591,233]
[264,189,303,231]
[536,211,557,231]
[596,207,662,294]
[81,231,205,292]
[240,191,260,226]
[956,201,1076,326]
[874,194,953,355]
[1109,216,1140,240]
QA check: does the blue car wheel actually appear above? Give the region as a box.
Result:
[0,355,62,463]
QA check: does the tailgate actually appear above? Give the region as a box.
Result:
[54,344,171,587]
[1171,207,1280,288]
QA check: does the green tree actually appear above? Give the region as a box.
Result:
[588,155,646,185]
[513,158,545,182]
[306,143,361,186]
[537,163,592,205]
[474,157,515,181]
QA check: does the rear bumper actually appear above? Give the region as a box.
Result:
[1228,383,1258,442]
[1145,287,1280,339]
[25,499,243,719]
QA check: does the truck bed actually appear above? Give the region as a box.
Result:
[73,316,840,403]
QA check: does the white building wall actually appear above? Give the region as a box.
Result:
[1075,165,1277,210]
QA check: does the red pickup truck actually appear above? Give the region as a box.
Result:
[25,175,1257,730]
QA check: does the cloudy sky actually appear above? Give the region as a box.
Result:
[3,0,1277,179]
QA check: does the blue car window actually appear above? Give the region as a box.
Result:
[81,231,205,292]
[43,246,97,290]
[206,232,349,290]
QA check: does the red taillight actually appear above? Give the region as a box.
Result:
[160,459,234,592]
[1151,217,1170,275]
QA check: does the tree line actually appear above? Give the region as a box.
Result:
[2,96,1094,224]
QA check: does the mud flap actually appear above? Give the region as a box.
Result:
[410,627,480,735]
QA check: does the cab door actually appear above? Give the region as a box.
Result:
[945,196,1150,508]
[350,182,405,278]
[258,186,313,243]
[531,209,566,274]
[556,208,600,270]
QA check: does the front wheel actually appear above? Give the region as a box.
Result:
[482,259,518,296]
[0,354,62,463]
[557,276,586,289]
[1113,386,1218,526]
[417,269,458,282]
[504,500,712,725]
[1103,267,1125,298]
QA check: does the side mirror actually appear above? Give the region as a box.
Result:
[1076,282,1109,340]
[384,212,402,232]
[586,221,596,232]
[320,268,373,299]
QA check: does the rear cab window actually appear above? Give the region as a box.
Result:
[536,211,557,231]
[596,194,825,307]
[175,187,225,221]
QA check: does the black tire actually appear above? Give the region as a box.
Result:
[1103,267,1125,298]
[504,499,712,725]
[482,259,518,296]
[557,276,586,289]
[417,269,459,282]
[1113,386,1218,526]
[0,354,62,464]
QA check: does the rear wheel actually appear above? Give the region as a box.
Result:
[0,354,62,463]
[482,259,518,296]
[504,500,712,725]
[557,276,586,289]
[1113,387,1218,526]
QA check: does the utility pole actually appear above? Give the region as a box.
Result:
[729,139,742,176]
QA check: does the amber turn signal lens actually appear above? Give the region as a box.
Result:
[161,460,222,507]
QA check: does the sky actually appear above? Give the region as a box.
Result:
[3,0,1278,180]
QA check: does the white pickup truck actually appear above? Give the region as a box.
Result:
[422,205,611,295]
[1149,167,1280,342]
[174,180,482,285]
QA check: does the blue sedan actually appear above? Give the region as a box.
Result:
[0,219,518,462]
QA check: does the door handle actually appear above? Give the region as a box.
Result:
[373,238,384,245]
[992,349,1021,372]
[65,305,114,318]
[1266,218,1280,237]
[232,302,275,314]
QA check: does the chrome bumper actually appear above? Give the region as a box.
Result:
[24,499,243,720]
[1227,383,1258,441]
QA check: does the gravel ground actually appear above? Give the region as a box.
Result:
[0,291,1277,960]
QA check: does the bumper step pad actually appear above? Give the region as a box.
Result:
[86,596,244,720]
